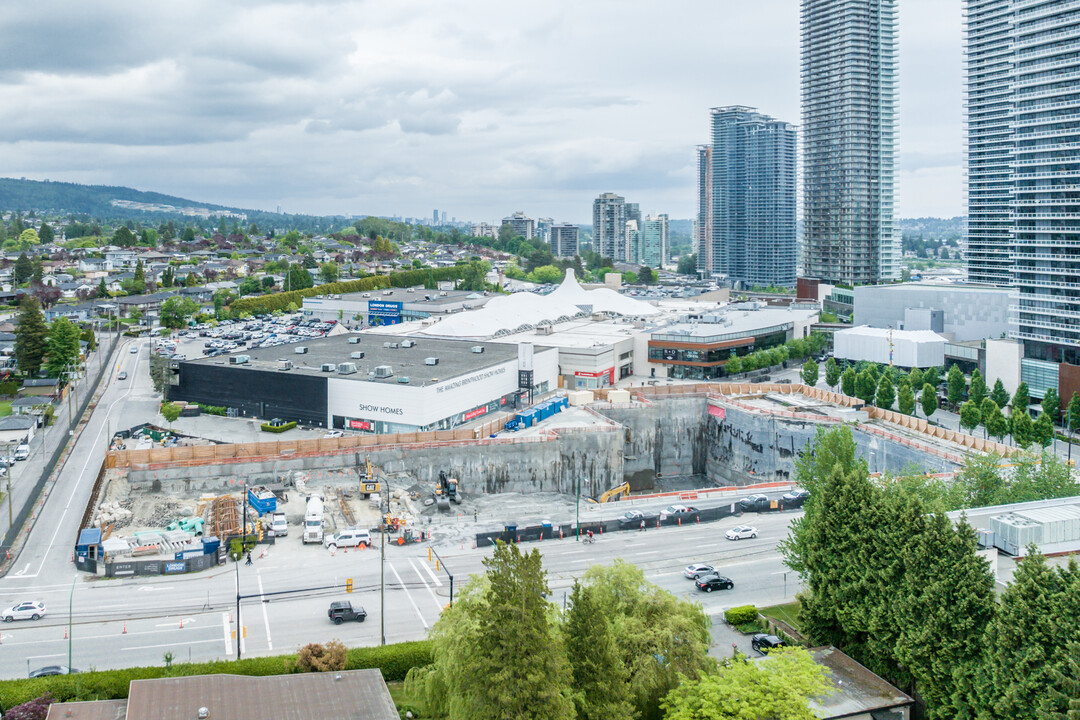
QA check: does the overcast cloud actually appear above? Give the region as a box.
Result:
[0,1,963,223]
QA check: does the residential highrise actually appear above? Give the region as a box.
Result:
[593,193,627,260]
[550,223,579,258]
[801,0,897,285]
[965,0,1080,367]
[433,209,439,225]
[501,211,535,240]
[697,106,797,289]
[641,214,669,268]
[537,217,554,244]
[625,220,641,264]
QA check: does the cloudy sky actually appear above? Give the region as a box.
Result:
[1,1,963,223]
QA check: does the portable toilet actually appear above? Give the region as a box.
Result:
[76,528,102,564]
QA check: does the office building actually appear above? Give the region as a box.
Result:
[501,211,535,240]
[593,193,627,260]
[432,209,439,225]
[801,0,898,285]
[550,223,580,258]
[641,214,669,267]
[698,106,797,289]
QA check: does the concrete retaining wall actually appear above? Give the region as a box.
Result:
[594,396,709,488]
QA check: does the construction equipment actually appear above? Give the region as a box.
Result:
[396,528,423,546]
[587,482,630,504]
[360,457,381,499]
[434,471,462,511]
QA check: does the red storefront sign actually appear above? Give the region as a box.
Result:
[348,419,372,430]
[574,368,615,384]
[463,406,487,421]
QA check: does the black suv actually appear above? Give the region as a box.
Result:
[781,489,810,508]
[695,574,734,592]
[751,633,786,655]
[736,494,771,513]
[328,601,367,624]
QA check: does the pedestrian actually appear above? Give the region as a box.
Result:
[640,519,646,532]
[245,551,252,566]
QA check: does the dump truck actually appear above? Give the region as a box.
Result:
[302,495,324,544]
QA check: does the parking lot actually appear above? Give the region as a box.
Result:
[153,313,335,362]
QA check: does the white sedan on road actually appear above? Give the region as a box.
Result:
[3,601,46,622]
[726,525,758,541]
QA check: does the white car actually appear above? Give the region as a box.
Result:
[3,601,45,622]
[683,563,715,580]
[726,525,758,541]
[323,430,344,438]
[129,346,138,354]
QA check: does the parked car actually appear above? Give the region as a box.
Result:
[683,563,715,580]
[695,574,734,592]
[736,494,771,512]
[3,601,45,621]
[663,504,699,517]
[323,527,372,550]
[725,525,758,541]
[323,430,344,438]
[781,489,810,507]
[328,601,367,624]
[29,665,78,678]
[617,510,657,528]
[751,633,786,655]
[13,445,30,461]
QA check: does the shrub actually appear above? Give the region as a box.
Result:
[197,403,227,416]
[5,693,54,720]
[294,641,347,673]
[724,605,758,626]
[260,421,297,433]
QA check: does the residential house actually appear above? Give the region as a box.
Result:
[0,415,35,445]
[78,257,109,273]
[19,378,60,399]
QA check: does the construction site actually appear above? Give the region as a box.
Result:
[73,382,1019,575]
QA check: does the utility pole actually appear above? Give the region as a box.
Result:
[68,576,75,670]
[575,476,580,541]
[380,469,386,646]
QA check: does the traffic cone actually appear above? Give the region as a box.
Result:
[122,623,127,634]
[179,617,184,629]
[64,628,67,639]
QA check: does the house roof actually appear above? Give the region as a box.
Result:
[0,415,35,430]
[45,699,127,720]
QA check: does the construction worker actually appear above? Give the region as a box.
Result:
[640,519,646,532]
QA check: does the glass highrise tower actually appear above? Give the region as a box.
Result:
[801,0,898,285]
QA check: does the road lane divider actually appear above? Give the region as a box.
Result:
[387,560,428,630]
[257,572,272,651]
[408,558,445,615]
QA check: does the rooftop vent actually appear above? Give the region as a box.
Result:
[229,355,250,365]
[471,346,485,354]
[373,365,394,378]
[198,709,209,720]
[401,340,416,348]
[398,376,411,384]
[350,351,365,360]
[425,357,439,366]
[348,337,361,344]
[278,359,293,371]
[320,363,337,372]
[383,342,399,349]
[295,346,308,354]
[337,362,357,375]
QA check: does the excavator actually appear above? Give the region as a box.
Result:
[359,457,381,499]
[434,471,462,511]
[587,482,630,504]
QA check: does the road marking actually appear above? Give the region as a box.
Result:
[123,638,220,652]
[409,558,445,615]
[155,618,194,627]
[562,551,587,556]
[257,573,272,651]
[414,558,443,587]
[222,612,232,656]
[12,563,30,577]
[387,560,428,630]
[631,550,664,556]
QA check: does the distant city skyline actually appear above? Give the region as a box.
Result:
[1,1,962,223]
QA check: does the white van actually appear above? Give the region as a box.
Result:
[14,445,30,461]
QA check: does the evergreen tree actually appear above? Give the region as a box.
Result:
[1034,411,1055,448]
[898,382,916,416]
[1042,388,1061,425]
[921,383,938,420]
[875,374,896,410]
[45,317,82,380]
[287,263,314,290]
[1039,641,1080,720]
[1068,392,1080,438]
[38,222,54,244]
[96,277,108,298]
[856,369,877,405]
[923,365,943,389]
[969,369,988,406]
[947,364,967,408]
[908,367,924,391]
[841,367,857,397]
[801,359,819,388]
[1012,409,1035,448]
[185,272,199,287]
[990,378,1011,410]
[113,226,136,247]
[1012,382,1031,417]
[30,257,43,284]
[985,401,1009,443]
[12,252,32,284]
[565,581,636,720]
[825,357,841,391]
[14,296,48,376]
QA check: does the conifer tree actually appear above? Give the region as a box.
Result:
[565,581,636,720]
[921,383,938,420]
[990,378,1011,410]
[1013,382,1031,417]
[897,382,916,416]
[841,367,857,397]
[875,374,896,410]
[825,357,841,391]
[1012,409,1035,448]
[14,296,48,375]
[969,368,988,406]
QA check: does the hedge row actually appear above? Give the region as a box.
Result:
[261,421,297,433]
[0,640,432,709]
[724,605,758,626]
[228,264,476,316]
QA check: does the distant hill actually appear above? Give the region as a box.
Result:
[0,177,340,231]
[897,216,965,240]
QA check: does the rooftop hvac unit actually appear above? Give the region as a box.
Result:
[398,376,411,384]
[401,340,415,348]
[373,365,394,378]
[537,326,554,335]
[278,359,293,371]
[425,357,439,366]
[295,346,308,354]
[348,337,361,344]
[320,363,337,372]
[471,346,485,353]
[337,362,357,375]
[229,355,250,365]
[407,288,415,293]
[383,342,399,349]
[350,351,365,360]
[439,291,447,296]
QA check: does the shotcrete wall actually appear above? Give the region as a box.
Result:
[705,405,961,486]
[595,396,709,489]
[127,428,625,497]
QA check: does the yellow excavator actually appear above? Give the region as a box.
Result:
[587,482,630,504]
[360,457,381,499]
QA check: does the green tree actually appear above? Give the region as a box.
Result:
[908,367,923,391]
[14,296,49,375]
[898,382,916,416]
[984,402,1009,443]
[1012,381,1031,417]
[959,400,981,434]
[149,353,172,395]
[181,227,196,242]
[991,378,1011,410]
[286,263,314,291]
[841,367,857,397]
[12,252,32,284]
[724,355,742,376]
[676,254,697,275]
[38,222,54,245]
[529,265,563,284]
[1012,408,1035,448]
[801,359,819,387]
[947,364,966,408]
[96,277,108,298]
[159,296,199,329]
[113,226,136,247]
[923,365,942,390]
[661,648,831,720]
[565,581,636,720]
[638,265,655,284]
[318,261,339,284]
[1069,392,1080,441]
[875,374,896,410]
[921,382,938,420]
[969,368,987,406]
[1034,411,1055,448]
[237,277,260,295]
[45,317,82,381]
[1042,387,1061,426]
[18,228,39,249]
[160,401,182,428]
[1040,642,1080,720]
[30,257,43,284]
[302,254,317,269]
[824,357,841,391]
[856,369,877,405]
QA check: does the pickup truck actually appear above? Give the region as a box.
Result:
[328,601,367,625]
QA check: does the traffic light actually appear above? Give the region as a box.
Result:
[346,578,353,593]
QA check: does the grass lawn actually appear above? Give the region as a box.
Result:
[760,601,803,635]
[386,680,428,718]
[0,401,12,418]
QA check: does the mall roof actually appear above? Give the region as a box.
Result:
[834,325,947,343]
[654,304,819,342]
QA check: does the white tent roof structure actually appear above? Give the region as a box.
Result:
[419,270,658,339]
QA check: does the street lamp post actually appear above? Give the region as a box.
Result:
[68,575,75,670]
[380,472,387,646]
